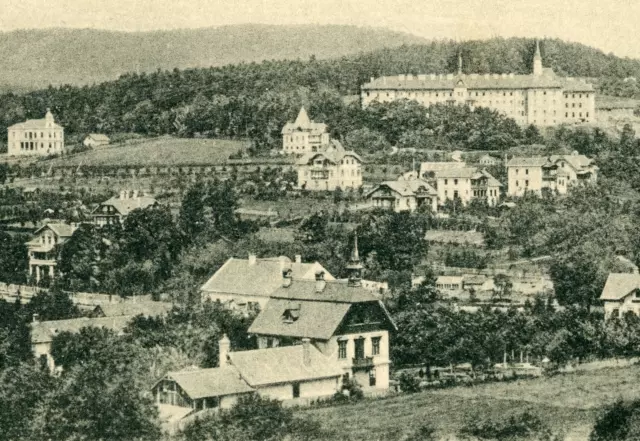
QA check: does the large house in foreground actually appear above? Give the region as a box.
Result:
[200,255,333,310]
[600,273,640,319]
[26,222,77,283]
[7,109,65,156]
[506,153,598,196]
[361,41,595,127]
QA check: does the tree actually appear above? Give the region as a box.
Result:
[0,231,28,285]
[524,124,544,144]
[296,212,329,244]
[344,127,389,153]
[57,223,103,291]
[590,399,640,441]
[180,184,207,243]
[0,363,54,441]
[25,288,79,322]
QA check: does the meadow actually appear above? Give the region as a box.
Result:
[298,363,640,441]
[45,136,246,167]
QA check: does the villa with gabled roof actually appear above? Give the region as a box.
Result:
[296,140,363,191]
[281,107,330,154]
[91,190,157,227]
[26,222,78,283]
[600,273,640,319]
[7,109,65,156]
[366,176,438,212]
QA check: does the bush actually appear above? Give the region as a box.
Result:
[399,372,421,393]
[461,409,555,440]
[590,399,640,441]
[405,423,436,441]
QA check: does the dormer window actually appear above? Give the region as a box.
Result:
[282,304,301,323]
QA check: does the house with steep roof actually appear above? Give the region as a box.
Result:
[83,133,110,148]
[91,190,157,227]
[200,254,333,310]
[248,241,397,391]
[25,222,78,283]
[296,140,363,191]
[361,41,595,127]
[479,154,501,166]
[600,273,640,319]
[420,161,467,180]
[436,167,502,206]
[281,107,330,154]
[366,177,438,212]
[31,314,134,371]
[7,109,64,156]
[506,153,598,197]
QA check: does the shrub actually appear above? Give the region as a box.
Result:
[399,372,421,393]
[461,409,555,440]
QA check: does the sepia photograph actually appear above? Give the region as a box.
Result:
[1,0,640,440]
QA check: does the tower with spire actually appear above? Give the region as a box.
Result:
[346,233,363,287]
[532,40,543,76]
[457,50,463,76]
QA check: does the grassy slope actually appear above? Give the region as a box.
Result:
[298,364,640,440]
[45,137,246,167]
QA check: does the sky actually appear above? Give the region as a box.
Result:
[1,0,639,58]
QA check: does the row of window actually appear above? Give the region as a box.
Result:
[12,131,60,139]
[337,336,381,359]
[303,169,361,177]
[19,142,61,151]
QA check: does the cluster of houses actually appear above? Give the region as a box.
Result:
[26,190,157,282]
[29,237,396,424]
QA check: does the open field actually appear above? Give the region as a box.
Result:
[299,364,640,441]
[44,137,246,167]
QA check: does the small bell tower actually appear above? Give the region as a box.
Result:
[346,233,363,287]
[533,40,543,76]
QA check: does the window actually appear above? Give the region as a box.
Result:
[372,337,381,355]
[369,369,377,387]
[525,180,529,187]
[354,337,365,360]
[338,340,347,359]
[454,179,458,185]
[444,179,448,185]
[292,383,300,398]
[525,169,528,175]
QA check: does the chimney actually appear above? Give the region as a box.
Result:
[295,255,302,264]
[219,334,230,367]
[282,269,293,288]
[32,313,40,323]
[248,254,257,265]
[302,338,311,366]
[315,271,326,293]
[119,190,126,200]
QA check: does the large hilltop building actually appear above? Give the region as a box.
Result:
[7,109,65,156]
[361,41,595,127]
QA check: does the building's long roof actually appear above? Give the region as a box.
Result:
[163,366,255,399]
[228,345,344,386]
[248,298,351,340]
[270,279,379,303]
[600,273,640,301]
[296,149,363,166]
[31,315,133,344]
[92,196,157,217]
[86,133,110,142]
[368,179,437,198]
[420,162,466,175]
[507,154,595,171]
[9,118,63,130]
[362,72,594,92]
[281,107,327,135]
[436,167,502,186]
[93,301,173,318]
[34,222,76,238]
[200,257,333,297]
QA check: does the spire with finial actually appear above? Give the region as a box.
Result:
[533,39,543,76]
[346,233,363,287]
[457,50,463,76]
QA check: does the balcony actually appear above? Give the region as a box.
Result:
[352,356,375,370]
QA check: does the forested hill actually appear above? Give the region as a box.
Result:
[1,37,640,151]
[0,25,427,92]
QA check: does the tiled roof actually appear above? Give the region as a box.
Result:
[420,162,466,175]
[270,279,379,303]
[368,179,437,198]
[9,118,63,130]
[34,222,77,238]
[296,149,363,166]
[463,274,487,285]
[200,257,332,297]
[436,276,463,284]
[436,166,502,185]
[248,298,351,339]
[507,155,595,171]
[31,315,133,344]
[86,134,110,142]
[507,157,551,167]
[93,301,173,318]
[362,72,594,92]
[228,345,344,386]
[164,366,254,399]
[92,196,157,217]
[281,107,327,135]
[600,273,640,301]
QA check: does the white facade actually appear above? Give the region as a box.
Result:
[297,151,363,191]
[281,107,330,154]
[7,109,64,156]
[436,167,501,206]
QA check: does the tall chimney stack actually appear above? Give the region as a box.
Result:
[248,254,257,265]
[315,271,326,293]
[219,334,230,367]
[295,255,302,264]
[302,338,311,366]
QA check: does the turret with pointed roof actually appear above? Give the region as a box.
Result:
[346,233,364,287]
[533,40,543,76]
[281,106,330,154]
[294,107,311,128]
